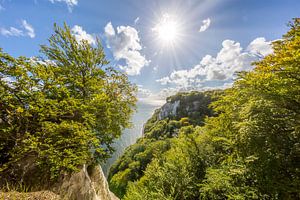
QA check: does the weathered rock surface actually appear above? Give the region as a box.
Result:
[158,100,180,120]
[154,91,218,126]
[59,164,119,200]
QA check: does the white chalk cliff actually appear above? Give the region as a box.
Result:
[59,165,119,200]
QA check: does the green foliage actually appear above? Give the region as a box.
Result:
[199,164,262,200]
[108,91,219,198]
[108,138,171,197]
[179,117,189,126]
[1,181,31,193]
[198,18,300,199]
[124,130,209,200]
[165,90,222,125]
[0,23,136,187]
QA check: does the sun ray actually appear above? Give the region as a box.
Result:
[153,14,181,46]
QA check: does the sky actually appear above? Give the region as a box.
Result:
[1,0,300,106]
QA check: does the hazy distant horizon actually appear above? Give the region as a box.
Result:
[102,101,161,176]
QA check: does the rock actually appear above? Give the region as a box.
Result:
[59,164,119,200]
[155,91,217,125]
[158,100,180,120]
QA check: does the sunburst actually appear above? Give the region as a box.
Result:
[153,14,180,46]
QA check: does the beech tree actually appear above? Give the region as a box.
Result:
[0,23,137,186]
[201,18,300,199]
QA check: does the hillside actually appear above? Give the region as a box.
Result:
[108,90,223,198]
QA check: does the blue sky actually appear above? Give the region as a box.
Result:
[1,0,299,105]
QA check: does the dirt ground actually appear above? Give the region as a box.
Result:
[0,191,60,200]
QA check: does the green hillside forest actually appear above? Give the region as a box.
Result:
[108,19,300,199]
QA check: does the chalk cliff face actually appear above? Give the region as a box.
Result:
[59,165,119,200]
[156,91,217,125]
[0,164,117,200]
[158,100,180,120]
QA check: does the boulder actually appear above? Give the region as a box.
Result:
[59,165,119,200]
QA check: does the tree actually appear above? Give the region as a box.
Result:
[124,127,211,200]
[0,23,137,187]
[200,18,300,199]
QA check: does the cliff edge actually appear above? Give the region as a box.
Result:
[0,165,119,200]
[60,164,119,200]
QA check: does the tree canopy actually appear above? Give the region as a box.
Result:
[108,90,220,198]
[0,23,137,187]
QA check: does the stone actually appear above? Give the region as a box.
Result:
[59,165,119,200]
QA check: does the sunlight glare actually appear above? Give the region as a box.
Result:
[153,14,179,45]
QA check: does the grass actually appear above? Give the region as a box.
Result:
[0,191,60,200]
[0,182,60,200]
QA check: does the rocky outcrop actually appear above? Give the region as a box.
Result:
[1,163,119,200]
[158,100,180,120]
[59,165,119,200]
[154,91,220,125]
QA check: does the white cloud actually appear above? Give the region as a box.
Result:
[48,0,78,12]
[157,37,273,90]
[29,57,57,66]
[137,85,172,106]
[0,20,35,38]
[247,37,273,57]
[0,27,23,37]
[199,18,211,32]
[104,22,149,76]
[137,85,152,98]
[134,17,140,25]
[21,20,35,38]
[138,84,235,106]
[71,25,96,45]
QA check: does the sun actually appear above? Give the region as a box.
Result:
[153,14,179,45]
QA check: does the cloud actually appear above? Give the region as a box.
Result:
[0,27,23,37]
[29,57,57,66]
[137,85,152,98]
[71,25,96,45]
[21,20,35,38]
[137,85,172,106]
[199,18,211,32]
[104,22,149,76]
[157,37,273,89]
[247,37,273,57]
[138,83,235,106]
[0,20,35,38]
[48,0,78,12]
[134,17,140,25]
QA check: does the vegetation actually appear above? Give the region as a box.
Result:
[110,19,300,199]
[0,23,137,188]
[0,190,60,200]
[108,90,220,198]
